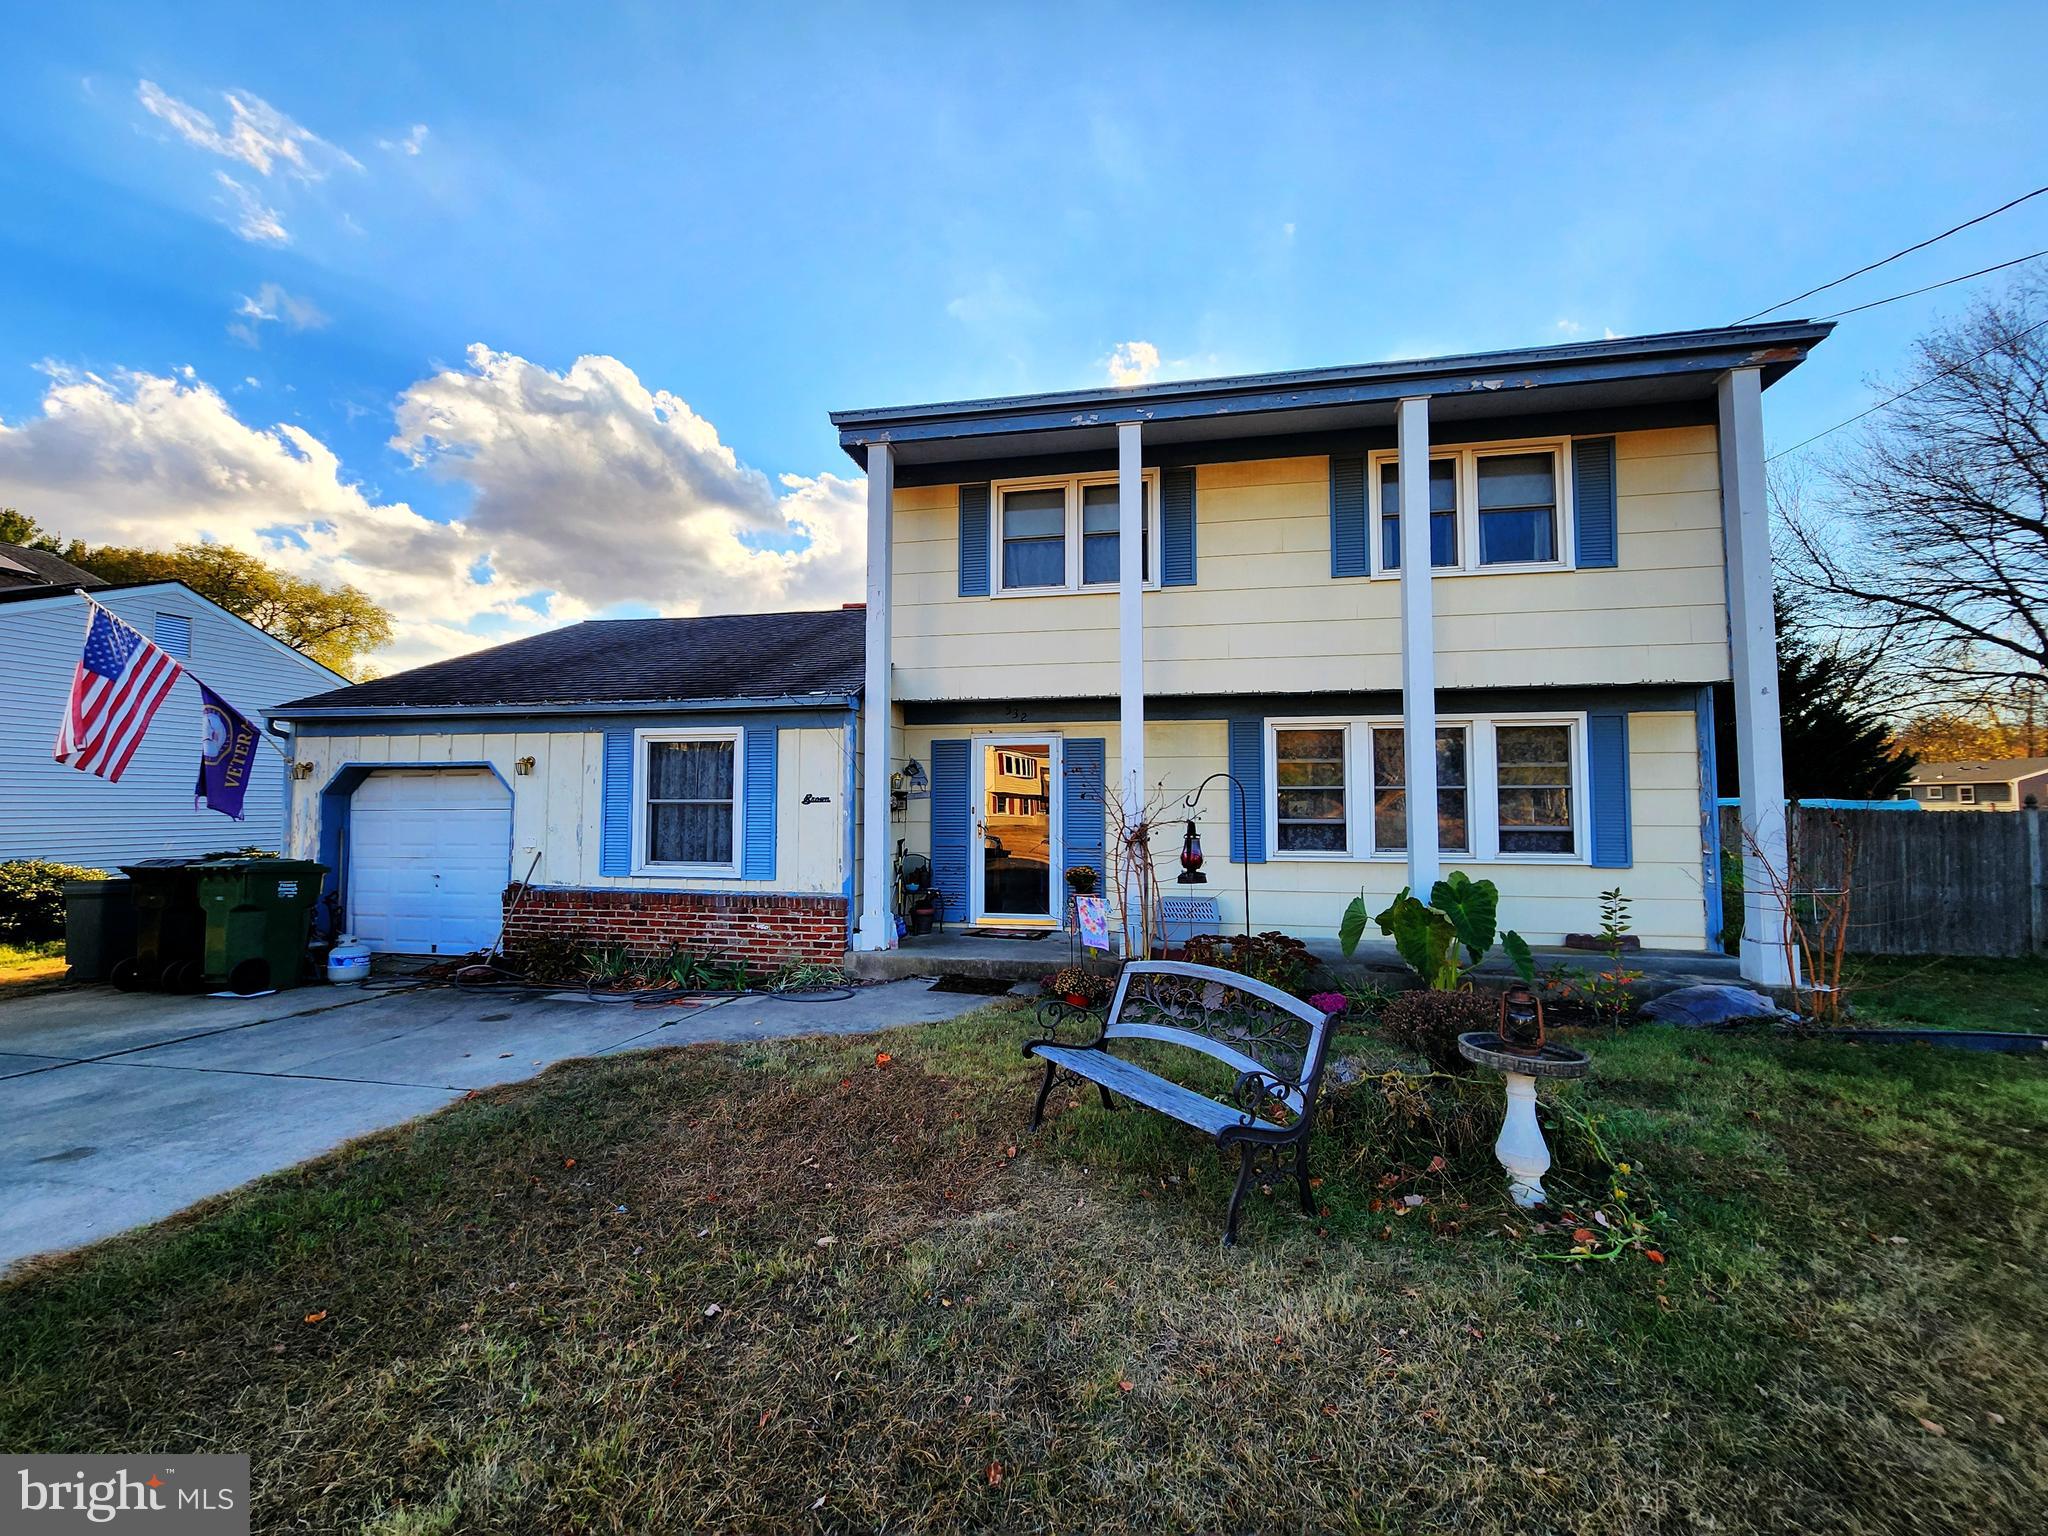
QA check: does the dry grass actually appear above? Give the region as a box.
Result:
[3,987,2046,1534]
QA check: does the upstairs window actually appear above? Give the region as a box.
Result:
[1476,452,1558,565]
[992,472,1160,593]
[1000,488,1067,590]
[1377,459,1459,570]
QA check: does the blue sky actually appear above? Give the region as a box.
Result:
[2,1,2045,664]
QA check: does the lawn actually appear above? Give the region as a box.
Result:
[0,939,65,988]
[2,971,2045,1534]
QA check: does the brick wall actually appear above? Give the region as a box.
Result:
[502,886,848,967]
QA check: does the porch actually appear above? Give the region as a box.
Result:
[844,926,1741,1000]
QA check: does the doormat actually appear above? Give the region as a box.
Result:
[928,975,1019,996]
[954,927,1053,940]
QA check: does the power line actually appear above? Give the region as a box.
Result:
[1734,183,2048,324]
[1814,249,2048,320]
[1766,313,2048,462]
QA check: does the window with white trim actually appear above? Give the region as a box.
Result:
[1369,724,1469,853]
[638,731,741,872]
[1267,714,1584,862]
[1494,723,1574,854]
[1368,440,1571,577]
[1958,784,1976,804]
[993,472,1159,593]
[1273,726,1349,854]
[1926,785,1946,800]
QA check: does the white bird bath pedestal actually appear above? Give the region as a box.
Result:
[1456,1032,1592,1209]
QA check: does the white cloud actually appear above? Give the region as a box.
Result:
[229,283,328,344]
[214,173,289,245]
[378,124,429,156]
[137,80,359,181]
[390,345,865,616]
[1104,340,1162,388]
[0,351,865,668]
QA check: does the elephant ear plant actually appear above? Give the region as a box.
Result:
[1338,871,1536,991]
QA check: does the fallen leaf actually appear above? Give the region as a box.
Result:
[875,1051,893,1066]
[758,1409,774,1429]
[562,1157,576,1168]
[704,1303,722,1318]
[1645,1249,1666,1264]
[302,1311,327,1325]
[987,1463,1003,1486]
[1117,1379,1134,1393]
[1917,1417,1946,1436]
[1572,1229,1597,1244]
[815,1236,838,1248]
[1321,1403,1338,1417]
[1402,1194,1425,1207]
[1426,1155,1446,1174]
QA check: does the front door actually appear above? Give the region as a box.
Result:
[972,737,1061,925]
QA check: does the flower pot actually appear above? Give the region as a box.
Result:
[1064,992,1090,1008]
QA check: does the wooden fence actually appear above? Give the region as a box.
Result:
[1718,806,2047,958]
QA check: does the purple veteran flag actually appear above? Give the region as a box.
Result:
[195,681,262,820]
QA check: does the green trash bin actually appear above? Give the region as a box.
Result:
[193,858,328,994]
[119,859,208,991]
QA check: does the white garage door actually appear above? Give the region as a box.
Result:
[348,769,511,955]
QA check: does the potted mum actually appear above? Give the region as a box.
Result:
[1063,865,1098,895]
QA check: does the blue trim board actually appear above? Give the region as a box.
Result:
[843,713,858,940]
[1697,686,1722,948]
[901,684,1706,727]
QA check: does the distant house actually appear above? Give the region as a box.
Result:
[269,609,862,962]
[1902,758,2048,811]
[0,558,347,869]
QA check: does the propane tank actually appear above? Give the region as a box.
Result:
[326,936,372,986]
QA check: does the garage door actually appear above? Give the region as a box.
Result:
[348,769,511,955]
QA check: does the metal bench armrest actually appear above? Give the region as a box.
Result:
[1022,996,1110,1055]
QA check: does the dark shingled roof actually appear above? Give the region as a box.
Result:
[276,608,865,715]
[0,541,107,592]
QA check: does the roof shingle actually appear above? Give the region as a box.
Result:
[276,608,864,715]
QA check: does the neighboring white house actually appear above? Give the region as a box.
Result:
[0,574,345,869]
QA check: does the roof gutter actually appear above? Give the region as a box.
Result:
[268,692,861,725]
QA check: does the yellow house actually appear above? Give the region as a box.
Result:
[835,323,1833,986]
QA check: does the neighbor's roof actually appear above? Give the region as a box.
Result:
[0,542,106,592]
[830,320,1834,472]
[1908,757,2048,785]
[274,607,865,718]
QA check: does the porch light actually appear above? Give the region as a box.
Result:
[1177,819,1206,884]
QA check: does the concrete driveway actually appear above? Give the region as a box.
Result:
[0,976,996,1274]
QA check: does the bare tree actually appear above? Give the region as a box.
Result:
[1782,277,2048,713]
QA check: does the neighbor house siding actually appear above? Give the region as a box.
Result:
[887,426,1729,701]
[0,587,341,869]
[891,709,1707,950]
[285,722,851,897]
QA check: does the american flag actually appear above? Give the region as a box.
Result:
[53,601,186,782]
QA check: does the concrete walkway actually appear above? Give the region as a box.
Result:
[0,977,995,1275]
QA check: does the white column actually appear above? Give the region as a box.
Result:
[854,440,896,951]
[1395,395,1439,896]
[1117,421,1145,822]
[1718,367,1794,987]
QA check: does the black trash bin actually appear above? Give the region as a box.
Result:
[63,878,137,983]
[118,859,207,991]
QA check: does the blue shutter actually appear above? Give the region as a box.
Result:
[1227,718,1266,864]
[742,725,778,879]
[1329,456,1367,578]
[958,484,991,597]
[153,612,192,659]
[930,738,971,921]
[1062,738,1107,893]
[1161,467,1197,587]
[1695,686,1722,946]
[1587,712,1632,868]
[1572,437,1618,569]
[600,729,633,876]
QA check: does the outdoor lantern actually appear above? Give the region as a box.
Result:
[1177,819,1206,884]
[1499,981,1546,1053]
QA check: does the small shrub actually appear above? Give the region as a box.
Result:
[1180,931,1314,994]
[584,944,638,988]
[1378,987,1499,1074]
[0,859,106,943]
[509,934,593,985]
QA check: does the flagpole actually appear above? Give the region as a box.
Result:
[75,589,295,763]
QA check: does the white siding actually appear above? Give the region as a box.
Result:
[287,724,853,897]
[0,587,344,870]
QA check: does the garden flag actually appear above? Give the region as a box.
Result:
[195,680,261,820]
[52,599,185,782]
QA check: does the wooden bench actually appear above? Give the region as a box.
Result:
[1023,960,1337,1246]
